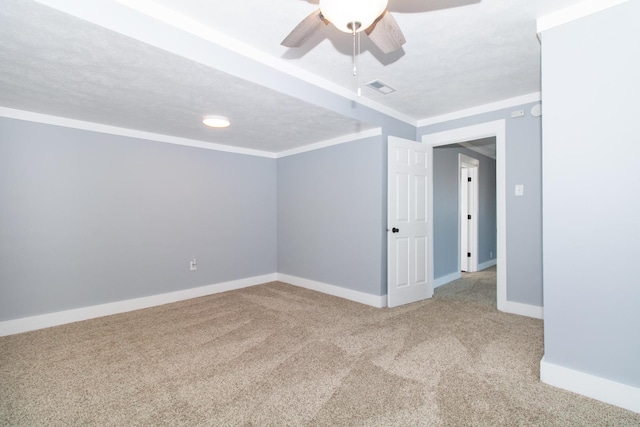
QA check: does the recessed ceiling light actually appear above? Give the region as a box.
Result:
[202,115,230,128]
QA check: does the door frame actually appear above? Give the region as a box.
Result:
[459,154,479,273]
[422,120,507,312]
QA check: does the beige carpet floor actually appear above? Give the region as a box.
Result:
[1,268,639,426]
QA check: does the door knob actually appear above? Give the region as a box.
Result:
[392,227,399,233]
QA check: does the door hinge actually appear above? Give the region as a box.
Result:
[467,214,472,220]
[468,177,472,182]
[467,252,471,258]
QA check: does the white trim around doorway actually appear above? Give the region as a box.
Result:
[423,120,512,315]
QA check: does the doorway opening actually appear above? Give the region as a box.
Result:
[423,120,507,312]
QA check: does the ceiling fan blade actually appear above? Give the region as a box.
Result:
[281,9,329,48]
[365,11,406,54]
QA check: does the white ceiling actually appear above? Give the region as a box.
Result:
[0,0,583,154]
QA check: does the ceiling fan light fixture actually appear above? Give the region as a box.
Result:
[319,0,388,33]
[202,115,230,128]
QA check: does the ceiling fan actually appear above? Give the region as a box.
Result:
[281,0,406,54]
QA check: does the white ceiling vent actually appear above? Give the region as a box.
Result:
[366,80,396,95]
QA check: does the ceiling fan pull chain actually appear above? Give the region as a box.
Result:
[352,23,357,77]
[357,30,362,97]
[351,22,362,97]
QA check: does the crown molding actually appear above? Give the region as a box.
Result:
[416,93,541,128]
[1,107,384,158]
[0,107,277,158]
[537,0,630,33]
[276,128,383,158]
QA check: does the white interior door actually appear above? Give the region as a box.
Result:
[459,154,479,273]
[387,136,433,307]
[460,167,470,272]
[466,166,479,272]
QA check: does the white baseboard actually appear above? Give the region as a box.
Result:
[0,271,542,336]
[432,261,497,290]
[432,266,542,319]
[478,258,497,270]
[0,273,277,337]
[277,273,386,308]
[501,300,544,319]
[433,271,462,289]
[540,356,640,414]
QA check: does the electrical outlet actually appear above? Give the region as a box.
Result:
[490,251,493,259]
[190,259,197,271]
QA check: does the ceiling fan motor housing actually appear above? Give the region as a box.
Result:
[319,0,388,33]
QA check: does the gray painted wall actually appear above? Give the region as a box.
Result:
[477,149,497,268]
[277,136,386,296]
[418,102,542,306]
[541,1,640,387]
[433,145,496,280]
[0,118,277,321]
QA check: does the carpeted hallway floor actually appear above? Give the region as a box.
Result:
[1,268,639,426]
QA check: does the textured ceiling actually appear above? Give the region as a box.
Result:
[0,0,375,154]
[149,0,578,119]
[0,0,584,154]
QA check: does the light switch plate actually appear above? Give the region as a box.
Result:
[515,185,524,196]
